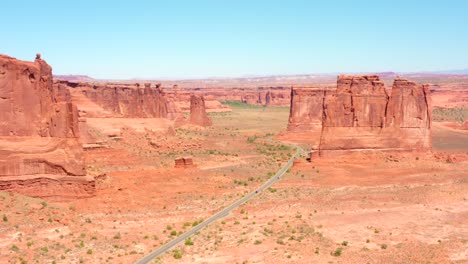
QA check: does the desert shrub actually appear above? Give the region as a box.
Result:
[331,247,343,256]
[173,249,182,259]
[185,238,194,246]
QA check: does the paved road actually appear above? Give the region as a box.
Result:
[135,146,305,264]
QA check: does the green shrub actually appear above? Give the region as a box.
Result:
[173,249,182,259]
[331,247,343,256]
[10,244,19,252]
[184,238,194,246]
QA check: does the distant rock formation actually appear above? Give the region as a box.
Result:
[57,81,187,126]
[83,83,174,118]
[0,54,94,198]
[189,95,212,126]
[285,75,432,156]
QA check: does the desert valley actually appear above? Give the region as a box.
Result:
[0,53,466,264]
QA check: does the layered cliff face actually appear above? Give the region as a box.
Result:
[0,54,94,198]
[189,95,212,126]
[319,75,432,155]
[80,83,176,118]
[287,88,325,132]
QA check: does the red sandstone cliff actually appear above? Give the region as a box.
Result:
[319,75,432,155]
[287,88,325,132]
[80,83,174,118]
[0,54,94,198]
[189,95,212,126]
[284,75,432,155]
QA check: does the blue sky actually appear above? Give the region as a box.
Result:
[2,0,467,79]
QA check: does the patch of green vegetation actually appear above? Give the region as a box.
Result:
[10,244,19,252]
[221,101,265,109]
[184,238,194,246]
[173,249,183,259]
[331,247,343,256]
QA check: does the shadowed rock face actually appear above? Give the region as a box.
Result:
[189,95,212,126]
[0,54,94,198]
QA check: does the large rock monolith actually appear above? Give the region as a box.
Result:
[189,95,212,126]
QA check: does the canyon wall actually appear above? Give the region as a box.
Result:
[72,82,179,118]
[0,54,94,198]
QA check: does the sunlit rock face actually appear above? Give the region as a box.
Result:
[0,54,94,199]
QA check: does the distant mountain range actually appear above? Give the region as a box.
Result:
[53,75,96,82]
[53,69,468,85]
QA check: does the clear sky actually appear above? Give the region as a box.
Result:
[2,0,467,79]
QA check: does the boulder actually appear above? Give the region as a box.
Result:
[174,157,195,168]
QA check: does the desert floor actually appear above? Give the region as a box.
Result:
[1,104,467,264]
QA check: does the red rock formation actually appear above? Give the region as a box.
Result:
[276,86,331,147]
[287,88,325,132]
[58,81,187,127]
[174,157,195,168]
[318,75,432,156]
[189,95,212,126]
[80,83,173,118]
[0,54,94,198]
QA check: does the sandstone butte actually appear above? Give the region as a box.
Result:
[0,54,94,198]
[287,75,432,156]
[189,95,213,126]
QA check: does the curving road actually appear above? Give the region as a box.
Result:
[135,146,305,264]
